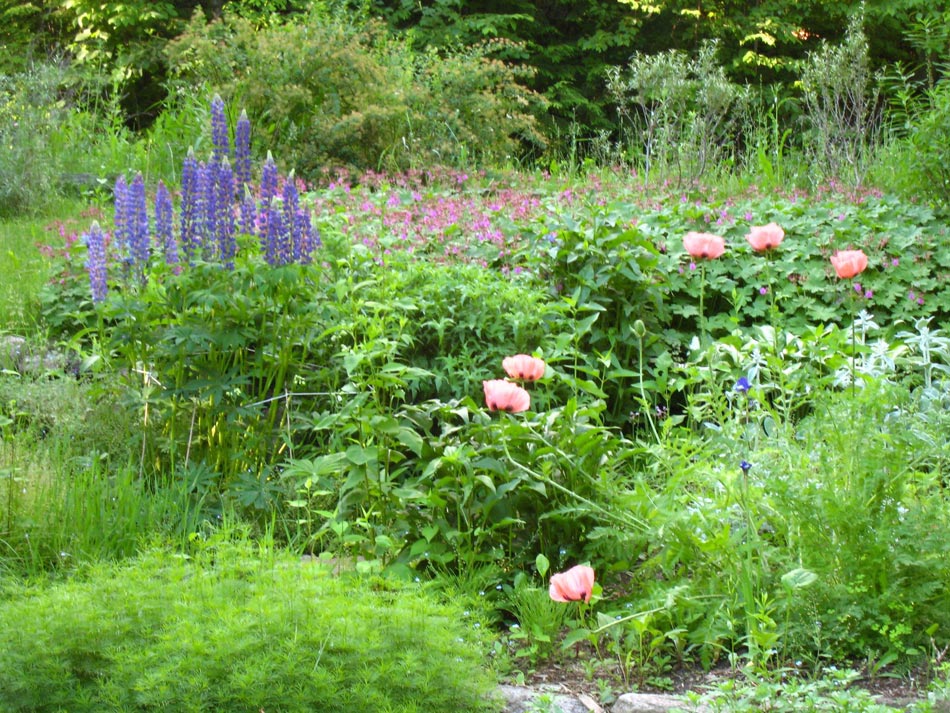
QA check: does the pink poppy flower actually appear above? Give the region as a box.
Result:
[745,222,785,252]
[483,380,530,413]
[683,231,726,260]
[549,564,595,603]
[502,354,546,381]
[830,249,868,279]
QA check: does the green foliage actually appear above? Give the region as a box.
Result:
[691,666,904,712]
[164,9,546,174]
[16,160,950,686]
[0,66,68,217]
[902,80,950,203]
[0,540,501,712]
[606,41,749,185]
[799,15,884,186]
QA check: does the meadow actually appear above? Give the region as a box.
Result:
[2,89,950,711]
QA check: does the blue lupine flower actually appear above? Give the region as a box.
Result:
[735,377,751,393]
[234,109,252,195]
[84,221,108,303]
[196,160,216,261]
[239,188,257,237]
[260,151,278,204]
[154,180,179,270]
[179,149,201,264]
[263,199,283,267]
[215,158,236,268]
[210,94,229,163]
[128,172,150,279]
[281,178,299,265]
[294,209,317,264]
[113,174,131,256]
[258,153,281,263]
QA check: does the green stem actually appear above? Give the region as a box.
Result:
[699,262,707,346]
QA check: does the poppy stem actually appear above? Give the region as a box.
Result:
[699,262,707,346]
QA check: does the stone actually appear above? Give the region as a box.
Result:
[0,335,26,371]
[497,684,601,713]
[611,692,706,713]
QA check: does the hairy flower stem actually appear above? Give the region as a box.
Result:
[699,263,707,346]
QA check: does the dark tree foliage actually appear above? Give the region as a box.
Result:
[367,0,934,137]
[368,0,645,131]
[1,0,945,148]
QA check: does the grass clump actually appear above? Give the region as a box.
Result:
[0,539,501,712]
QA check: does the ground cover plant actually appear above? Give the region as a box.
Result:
[0,537,500,712]
[3,88,950,712]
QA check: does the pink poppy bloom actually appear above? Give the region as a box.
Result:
[549,564,595,603]
[830,249,868,279]
[502,354,546,381]
[745,222,785,252]
[683,231,726,260]
[483,380,530,413]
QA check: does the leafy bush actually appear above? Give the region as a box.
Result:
[0,541,501,712]
[606,42,748,185]
[904,80,950,203]
[164,9,546,175]
[799,15,883,186]
[0,66,64,217]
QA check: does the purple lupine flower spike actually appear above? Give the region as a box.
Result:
[211,94,229,163]
[196,160,215,261]
[264,199,284,267]
[113,174,130,257]
[260,151,278,203]
[259,152,280,260]
[294,209,316,264]
[239,185,257,237]
[180,148,200,264]
[282,177,299,265]
[155,180,179,271]
[234,109,252,196]
[84,221,109,303]
[216,157,236,269]
[128,172,150,280]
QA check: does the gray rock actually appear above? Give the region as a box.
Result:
[0,335,67,375]
[497,684,601,713]
[0,335,26,371]
[611,692,705,713]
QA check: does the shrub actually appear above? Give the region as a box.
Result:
[799,15,883,186]
[164,9,546,175]
[606,41,748,186]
